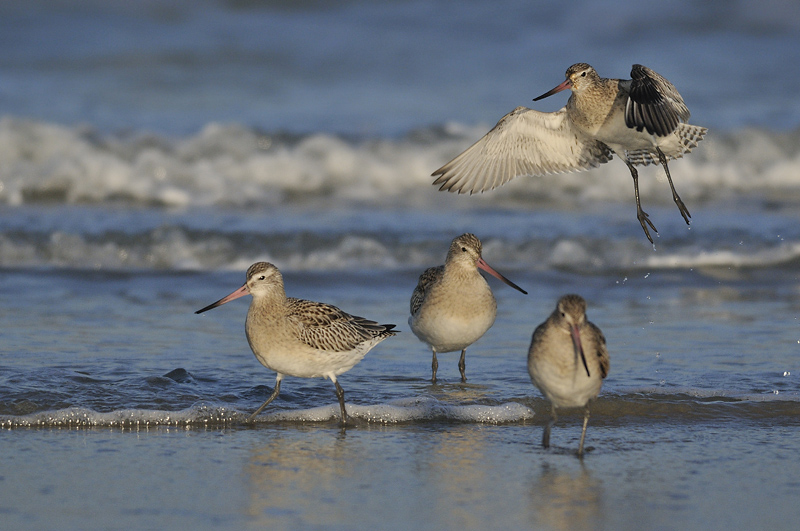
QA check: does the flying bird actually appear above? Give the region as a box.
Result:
[432,63,707,243]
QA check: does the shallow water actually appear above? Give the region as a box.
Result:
[3,264,800,529]
[5,420,800,530]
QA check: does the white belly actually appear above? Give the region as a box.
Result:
[528,345,602,408]
[595,111,688,161]
[410,277,497,353]
[246,318,379,380]
[410,307,496,353]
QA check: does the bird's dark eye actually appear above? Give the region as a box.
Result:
[581,72,586,77]
[561,311,566,317]
[259,275,266,280]
[461,247,467,252]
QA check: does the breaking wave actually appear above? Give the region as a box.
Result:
[2,117,800,208]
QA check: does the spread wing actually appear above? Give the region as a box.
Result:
[625,64,691,137]
[287,298,396,352]
[432,106,613,194]
[410,266,444,316]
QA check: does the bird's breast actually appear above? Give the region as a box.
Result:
[567,84,622,136]
[410,275,497,352]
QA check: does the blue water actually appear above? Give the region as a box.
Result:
[2,1,800,529]
[2,0,799,136]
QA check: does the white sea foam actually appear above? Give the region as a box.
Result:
[0,405,238,429]
[2,117,800,208]
[1,222,799,272]
[261,397,535,424]
[645,241,800,269]
[5,392,796,429]
[0,398,534,428]
[1,117,799,272]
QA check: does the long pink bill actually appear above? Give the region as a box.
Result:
[195,284,250,314]
[571,324,591,378]
[476,258,528,294]
[533,78,572,101]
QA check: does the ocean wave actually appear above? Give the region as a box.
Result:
[2,223,800,272]
[2,117,800,208]
[0,399,534,428]
[3,393,797,430]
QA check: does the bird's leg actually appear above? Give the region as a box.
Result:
[577,406,591,457]
[333,379,349,427]
[657,147,691,225]
[431,348,439,383]
[625,159,658,243]
[458,349,467,383]
[247,375,282,423]
[542,405,557,449]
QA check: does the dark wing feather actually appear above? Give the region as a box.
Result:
[588,321,609,379]
[410,266,444,315]
[625,64,690,137]
[287,298,396,352]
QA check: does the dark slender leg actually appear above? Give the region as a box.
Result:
[334,380,349,426]
[247,376,282,423]
[656,147,691,225]
[625,159,658,243]
[458,349,467,383]
[542,405,557,449]
[577,406,591,457]
[431,348,438,383]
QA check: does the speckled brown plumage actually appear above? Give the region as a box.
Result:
[196,261,396,425]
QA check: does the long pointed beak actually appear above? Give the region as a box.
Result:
[476,258,527,294]
[195,283,250,314]
[533,78,572,101]
[571,324,591,378]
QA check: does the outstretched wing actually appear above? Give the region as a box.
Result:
[625,64,691,137]
[287,298,396,352]
[432,106,613,194]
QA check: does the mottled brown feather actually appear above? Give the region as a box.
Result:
[410,265,444,316]
[286,298,396,352]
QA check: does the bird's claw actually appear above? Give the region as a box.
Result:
[674,196,691,226]
[637,209,658,244]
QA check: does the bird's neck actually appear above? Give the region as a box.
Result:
[444,263,485,286]
[250,289,288,314]
[567,78,620,132]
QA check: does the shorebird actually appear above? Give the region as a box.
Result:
[432,63,707,243]
[195,262,397,425]
[528,294,609,456]
[409,233,527,383]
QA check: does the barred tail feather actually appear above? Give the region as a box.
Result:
[626,123,707,166]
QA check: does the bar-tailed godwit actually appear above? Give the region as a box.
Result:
[528,294,609,456]
[409,233,527,383]
[196,262,397,425]
[432,63,707,243]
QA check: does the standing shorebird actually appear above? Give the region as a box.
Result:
[409,233,527,383]
[432,63,707,243]
[528,294,609,456]
[195,262,397,426]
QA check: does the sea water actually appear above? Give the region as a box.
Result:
[2,1,800,530]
